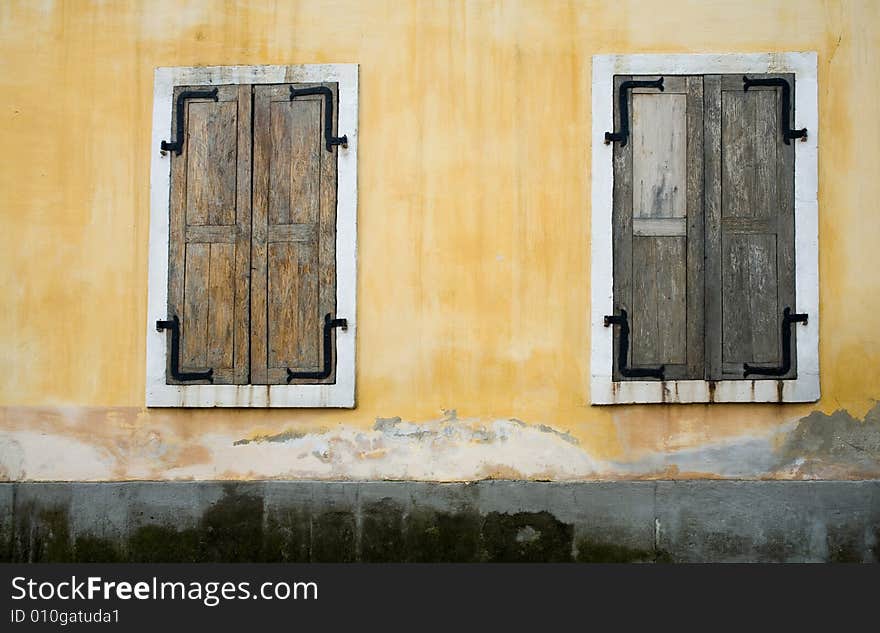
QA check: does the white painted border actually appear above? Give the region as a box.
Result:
[590,53,819,404]
[146,64,358,407]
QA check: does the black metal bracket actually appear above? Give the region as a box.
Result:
[289,86,348,152]
[743,307,808,378]
[160,88,219,155]
[286,313,348,382]
[604,309,665,379]
[604,77,664,147]
[743,76,807,144]
[156,315,214,383]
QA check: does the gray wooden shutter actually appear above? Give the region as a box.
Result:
[167,85,252,384]
[612,75,705,380]
[704,74,796,380]
[252,83,339,385]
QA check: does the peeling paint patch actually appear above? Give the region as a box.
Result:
[0,432,114,481]
[773,403,880,478]
[2,405,880,481]
[619,403,880,479]
[232,430,310,446]
[165,415,605,481]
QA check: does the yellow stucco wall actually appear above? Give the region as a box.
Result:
[1,0,879,481]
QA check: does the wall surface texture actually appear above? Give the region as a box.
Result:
[1,0,879,481]
[5,481,880,563]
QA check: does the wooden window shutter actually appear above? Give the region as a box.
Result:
[166,85,252,384]
[251,83,340,385]
[612,75,705,380]
[704,74,797,380]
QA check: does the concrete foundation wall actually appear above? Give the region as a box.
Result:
[3,481,878,563]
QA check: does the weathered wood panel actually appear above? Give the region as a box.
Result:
[232,84,253,385]
[268,242,319,369]
[632,217,686,237]
[632,236,687,365]
[721,233,778,363]
[266,90,322,376]
[705,74,797,379]
[252,83,338,385]
[167,85,250,385]
[181,242,209,368]
[251,87,271,385]
[684,75,705,378]
[185,225,238,243]
[184,101,237,227]
[289,100,322,226]
[612,76,633,380]
[267,224,317,243]
[632,93,686,219]
[206,243,235,369]
[612,75,703,380]
[704,75,723,380]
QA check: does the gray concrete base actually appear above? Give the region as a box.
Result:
[2,481,878,562]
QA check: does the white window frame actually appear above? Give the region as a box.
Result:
[590,53,819,404]
[145,64,358,407]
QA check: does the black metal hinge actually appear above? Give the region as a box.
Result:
[743,76,807,144]
[161,88,219,155]
[604,77,664,147]
[743,307,808,378]
[604,309,665,380]
[156,315,214,382]
[286,313,348,382]
[289,86,348,152]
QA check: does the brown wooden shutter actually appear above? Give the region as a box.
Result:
[166,85,252,384]
[612,75,705,380]
[704,74,796,380]
[252,83,339,385]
